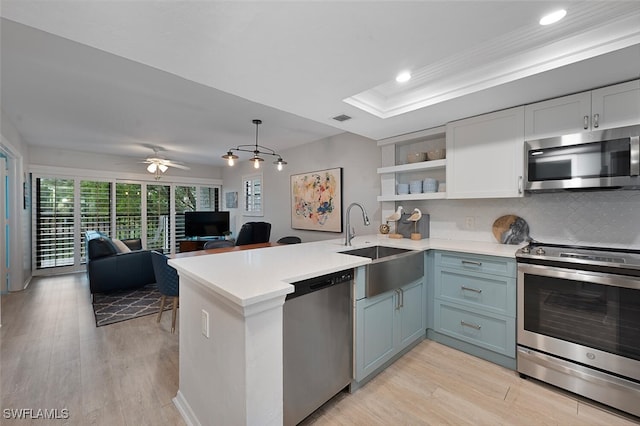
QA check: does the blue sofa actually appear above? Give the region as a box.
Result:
[85,231,156,294]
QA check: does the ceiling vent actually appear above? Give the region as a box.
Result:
[332,114,352,122]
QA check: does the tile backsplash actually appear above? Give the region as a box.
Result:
[412,190,640,249]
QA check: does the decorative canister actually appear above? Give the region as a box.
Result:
[423,178,438,193]
[409,180,423,194]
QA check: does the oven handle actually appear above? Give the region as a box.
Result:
[631,135,639,176]
[517,263,640,290]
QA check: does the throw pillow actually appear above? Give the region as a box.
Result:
[112,238,132,253]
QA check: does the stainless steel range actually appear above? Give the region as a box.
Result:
[516,243,640,417]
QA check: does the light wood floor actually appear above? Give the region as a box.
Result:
[1,273,638,425]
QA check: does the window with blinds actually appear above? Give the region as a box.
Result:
[199,186,220,211]
[174,186,196,252]
[115,183,142,240]
[80,180,111,263]
[36,178,75,269]
[147,184,170,252]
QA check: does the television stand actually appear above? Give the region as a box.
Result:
[178,237,224,253]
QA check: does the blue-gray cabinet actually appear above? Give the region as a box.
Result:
[429,250,516,369]
[354,278,425,382]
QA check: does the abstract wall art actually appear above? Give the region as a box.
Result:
[291,167,343,232]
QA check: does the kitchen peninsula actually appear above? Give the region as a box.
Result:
[168,236,520,425]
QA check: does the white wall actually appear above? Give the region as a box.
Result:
[222,132,381,243]
[404,191,640,249]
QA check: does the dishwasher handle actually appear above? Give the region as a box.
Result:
[287,269,354,300]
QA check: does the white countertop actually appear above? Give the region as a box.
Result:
[169,235,523,309]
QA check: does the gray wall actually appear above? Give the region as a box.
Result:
[222,132,381,243]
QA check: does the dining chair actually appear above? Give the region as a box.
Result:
[203,240,235,249]
[277,236,302,244]
[151,251,180,333]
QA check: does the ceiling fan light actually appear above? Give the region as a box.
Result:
[158,164,168,173]
[147,163,157,173]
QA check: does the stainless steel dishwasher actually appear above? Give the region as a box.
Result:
[283,269,354,426]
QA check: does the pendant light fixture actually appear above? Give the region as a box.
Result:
[221,119,287,170]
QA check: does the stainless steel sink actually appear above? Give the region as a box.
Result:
[340,245,424,298]
[340,245,412,260]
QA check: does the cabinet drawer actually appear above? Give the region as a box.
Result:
[436,251,515,277]
[435,269,515,316]
[434,302,515,357]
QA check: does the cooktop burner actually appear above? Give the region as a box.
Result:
[516,242,640,271]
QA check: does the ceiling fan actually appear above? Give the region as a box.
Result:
[142,147,190,180]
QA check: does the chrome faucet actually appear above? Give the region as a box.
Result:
[345,202,370,246]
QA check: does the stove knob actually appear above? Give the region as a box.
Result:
[521,246,530,254]
[535,247,546,255]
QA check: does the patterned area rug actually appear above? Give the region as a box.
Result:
[92,283,173,327]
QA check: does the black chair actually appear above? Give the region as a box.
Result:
[150,251,180,333]
[277,236,301,244]
[235,222,271,246]
[203,240,235,249]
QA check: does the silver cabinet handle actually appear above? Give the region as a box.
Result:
[518,175,523,194]
[461,320,481,330]
[583,115,589,129]
[461,285,482,294]
[395,289,401,310]
[461,260,482,267]
[593,113,599,128]
[399,288,404,308]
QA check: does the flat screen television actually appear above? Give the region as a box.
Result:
[184,211,230,238]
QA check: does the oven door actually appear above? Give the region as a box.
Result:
[517,263,640,381]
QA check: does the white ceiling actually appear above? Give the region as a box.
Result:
[2,1,640,168]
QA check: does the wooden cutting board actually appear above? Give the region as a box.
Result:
[492,215,530,244]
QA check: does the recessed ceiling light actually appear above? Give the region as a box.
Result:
[539,9,567,26]
[395,71,411,83]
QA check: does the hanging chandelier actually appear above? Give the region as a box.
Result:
[221,119,287,171]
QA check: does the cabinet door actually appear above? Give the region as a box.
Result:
[354,291,396,381]
[591,80,640,131]
[446,106,525,199]
[524,92,591,139]
[397,280,425,348]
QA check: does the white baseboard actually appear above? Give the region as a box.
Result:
[173,390,201,426]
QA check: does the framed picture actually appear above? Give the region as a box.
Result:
[225,191,238,209]
[291,167,343,232]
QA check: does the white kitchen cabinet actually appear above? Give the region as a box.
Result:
[446,106,525,199]
[354,278,425,383]
[525,79,640,140]
[377,126,447,203]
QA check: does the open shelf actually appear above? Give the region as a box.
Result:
[377,159,446,174]
[378,192,446,201]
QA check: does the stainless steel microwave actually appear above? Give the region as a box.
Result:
[525,125,640,191]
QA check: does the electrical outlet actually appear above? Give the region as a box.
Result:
[465,216,475,230]
[201,309,210,338]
